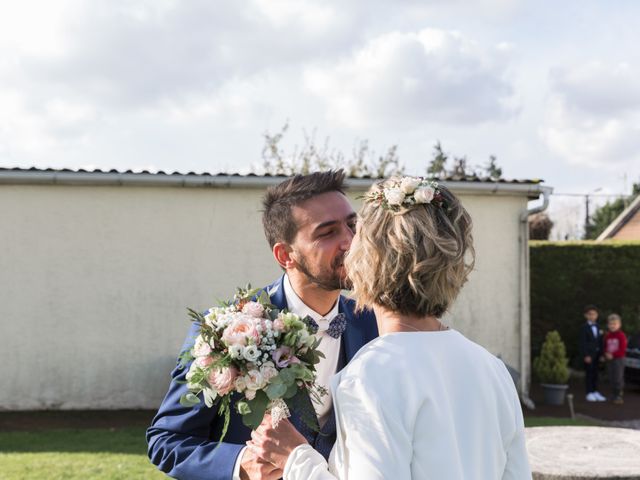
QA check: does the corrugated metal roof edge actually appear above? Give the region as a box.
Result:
[0,166,549,198]
[0,166,543,183]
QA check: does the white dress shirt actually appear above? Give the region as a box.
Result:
[232,275,342,479]
[588,321,599,338]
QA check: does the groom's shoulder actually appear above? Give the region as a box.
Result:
[340,295,374,319]
[340,295,378,338]
[259,277,284,301]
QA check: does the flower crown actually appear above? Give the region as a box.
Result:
[359,176,445,211]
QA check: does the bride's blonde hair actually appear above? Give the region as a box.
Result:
[345,181,474,318]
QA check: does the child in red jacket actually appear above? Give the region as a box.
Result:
[604,313,628,404]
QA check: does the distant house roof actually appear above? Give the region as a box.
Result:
[596,195,640,241]
[0,166,547,198]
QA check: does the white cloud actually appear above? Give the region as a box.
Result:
[0,0,79,57]
[550,62,640,116]
[0,0,362,112]
[541,61,640,168]
[250,0,340,33]
[0,91,81,159]
[303,29,517,128]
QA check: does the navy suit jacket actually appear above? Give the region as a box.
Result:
[578,322,603,359]
[147,276,378,480]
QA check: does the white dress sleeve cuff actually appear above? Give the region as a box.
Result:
[284,444,333,480]
[232,446,247,480]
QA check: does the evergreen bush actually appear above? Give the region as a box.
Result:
[533,330,570,384]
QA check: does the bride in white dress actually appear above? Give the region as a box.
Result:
[248,177,532,479]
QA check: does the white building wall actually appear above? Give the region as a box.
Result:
[0,183,528,409]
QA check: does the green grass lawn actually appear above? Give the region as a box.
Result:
[0,419,602,479]
[0,428,165,480]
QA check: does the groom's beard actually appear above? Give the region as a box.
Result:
[296,253,352,291]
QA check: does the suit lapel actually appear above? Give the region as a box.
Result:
[267,275,288,310]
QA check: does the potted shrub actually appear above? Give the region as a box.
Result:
[533,330,570,405]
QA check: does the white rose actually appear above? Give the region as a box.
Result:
[234,376,247,392]
[228,344,244,360]
[414,186,435,204]
[400,177,421,194]
[245,388,257,400]
[260,361,278,382]
[246,369,266,390]
[243,345,261,362]
[384,188,405,206]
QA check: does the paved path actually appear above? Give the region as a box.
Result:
[526,426,640,479]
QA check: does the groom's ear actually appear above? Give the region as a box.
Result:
[273,242,296,270]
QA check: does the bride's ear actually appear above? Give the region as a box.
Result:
[273,242,296,270]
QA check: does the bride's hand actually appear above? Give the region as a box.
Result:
[246,414,308,470]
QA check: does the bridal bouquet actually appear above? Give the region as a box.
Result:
[179,285,326,441]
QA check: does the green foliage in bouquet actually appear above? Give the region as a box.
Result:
[533,330,570,385]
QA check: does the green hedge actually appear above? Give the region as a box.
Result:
[530,241,640,365]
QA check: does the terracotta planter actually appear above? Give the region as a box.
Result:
[540,383,568,405]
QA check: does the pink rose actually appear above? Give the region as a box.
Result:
[260,361,278,382]
[208,366,238,396]
[195,355,214,368]
[222,316,260,347]
[272,346,300,368]
[242,301,265,318]
[245,369,266,391]
[193,336,212,357]
[273,318,285,332]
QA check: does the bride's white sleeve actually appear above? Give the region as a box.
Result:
[284,376,413,480]
[502,390,532,479]
[283,444,335,480]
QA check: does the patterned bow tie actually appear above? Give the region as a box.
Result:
[326,313,347,339]
[303,313,347,339]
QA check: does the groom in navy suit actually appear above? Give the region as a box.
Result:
[147,170,378,480]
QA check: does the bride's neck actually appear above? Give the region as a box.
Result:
[372,304,444,334]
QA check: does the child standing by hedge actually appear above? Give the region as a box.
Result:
[604,313,628,404]
[578,305,606,402]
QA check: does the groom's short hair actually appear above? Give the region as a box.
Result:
[262,170,347,248]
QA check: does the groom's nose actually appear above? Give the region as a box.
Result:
[338,224,354,250]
